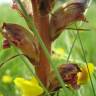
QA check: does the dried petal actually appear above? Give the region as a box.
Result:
[50,0,88,41]
[3,39,10,49]
[49,64,81,91]
[59,64,81,89]
[2,23,39,65]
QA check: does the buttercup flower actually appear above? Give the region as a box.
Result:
[14,77,44,96]
[2,75,13,84]
[77,63,95,84]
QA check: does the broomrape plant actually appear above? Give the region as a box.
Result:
[0,0,96,96]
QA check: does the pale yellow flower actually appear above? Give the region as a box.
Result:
[77,63,94,84]
[14,77,44,96]
[52,48,64,59]
[2,75,13,84]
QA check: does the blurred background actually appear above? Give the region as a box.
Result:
[0,0,12,4]
[0,0,96,96]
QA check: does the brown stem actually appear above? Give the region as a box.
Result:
[31,0,51,86]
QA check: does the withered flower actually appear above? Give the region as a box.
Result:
[50,0,88,41]
[59,64,81,89]
[2,23,39,65]
[49,64,81,91]
[49,62,95,91]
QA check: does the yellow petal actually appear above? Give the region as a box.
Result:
[30,77,39,85]
[85,63,94,73]
[77,63,94,84]
[52,48,64,59]
[14,77,44,96]
[54,48,64,55]
[2,75,13,84]
[77,69,88,84]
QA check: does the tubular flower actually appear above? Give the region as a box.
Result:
[14,77,44,96]
[2,75,13,84]
[59,64,81,89]
[77,63,95,84]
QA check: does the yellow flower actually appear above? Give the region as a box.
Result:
[52,48,64,59]
[2,75,13,84]
[77,63,94,84]
[14,77,44,96]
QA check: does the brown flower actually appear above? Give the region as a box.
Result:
[50,0,88,40]
[59,64,81,89]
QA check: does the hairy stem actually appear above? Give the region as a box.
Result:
[31,0,51,86]
[16,0,72,95]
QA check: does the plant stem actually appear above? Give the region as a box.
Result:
[16,0,70,95]
[31,0,51,86]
